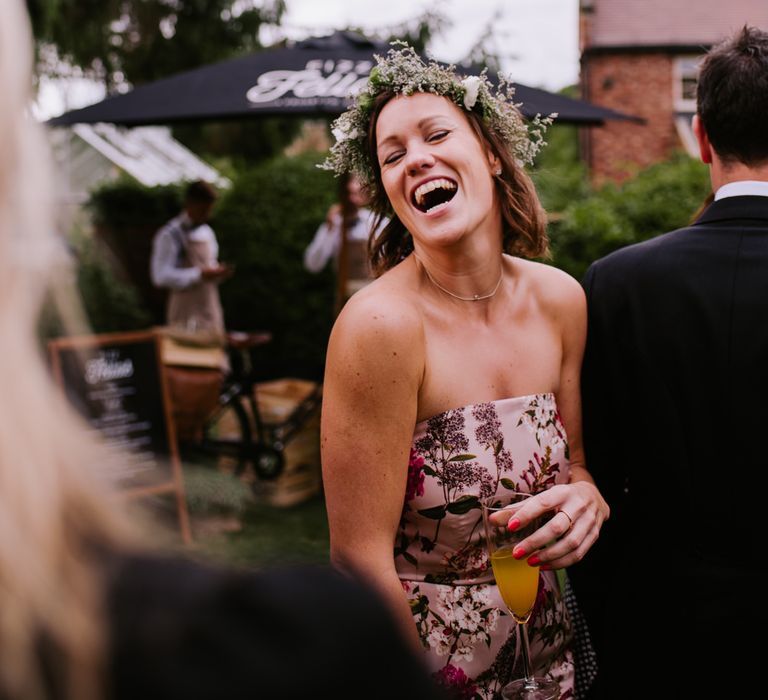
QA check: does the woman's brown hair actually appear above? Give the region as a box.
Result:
[365,91,549,276]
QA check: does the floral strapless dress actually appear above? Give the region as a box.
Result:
[397,394,574,699]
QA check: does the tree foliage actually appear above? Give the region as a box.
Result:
[28,0,285,89]
[548,152,710,281]
[214,151,338,381]
[532,120,590,215]
[340,10,448,55]
[383,10,449,54]
[28,0,296,165]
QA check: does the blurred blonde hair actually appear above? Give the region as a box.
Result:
[0,2,135,697]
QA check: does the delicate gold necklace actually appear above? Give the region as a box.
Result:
[414,254,504,302]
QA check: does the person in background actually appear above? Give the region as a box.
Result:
[319,44,608,699]
[150,179,233,338]
[571,24,768,698]
[304,173,387,303]
[0,3,449,698]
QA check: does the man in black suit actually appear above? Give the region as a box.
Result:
[571,25,768,698]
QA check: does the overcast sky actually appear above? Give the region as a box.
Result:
[278,0,580,90]
[36,0,579,119]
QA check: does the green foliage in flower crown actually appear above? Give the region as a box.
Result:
[320,42,555,190]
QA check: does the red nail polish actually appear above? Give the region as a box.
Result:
[512,546,526,559]
[527,555,541,566]
[507,518,520,532]
[540,564,552,571]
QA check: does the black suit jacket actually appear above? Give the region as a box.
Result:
[571,196,768,696]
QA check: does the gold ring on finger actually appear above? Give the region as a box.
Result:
[557,508,574,531]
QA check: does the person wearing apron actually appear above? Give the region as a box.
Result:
[150,180,232,342]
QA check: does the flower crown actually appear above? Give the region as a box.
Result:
[320,42,555,190]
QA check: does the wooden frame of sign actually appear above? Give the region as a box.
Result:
[48,329,191,544]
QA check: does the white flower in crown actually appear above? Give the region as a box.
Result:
[331,117,359,143]
[461,75,482,110]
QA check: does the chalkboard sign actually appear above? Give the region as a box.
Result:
[49,330,191,543]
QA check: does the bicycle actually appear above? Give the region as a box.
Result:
[172,330,323,485]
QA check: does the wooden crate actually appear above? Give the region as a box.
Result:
[157,326,228,370]
[251,378,322,507]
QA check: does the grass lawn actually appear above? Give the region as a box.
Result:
[196,493,331,569]
[180,463,331,570]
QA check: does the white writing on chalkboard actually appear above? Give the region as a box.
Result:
[49,331,192,543]
[85,351,134,384]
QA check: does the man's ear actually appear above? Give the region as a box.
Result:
[692,114,713,165]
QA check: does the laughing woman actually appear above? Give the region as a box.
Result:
[320,46,609,699]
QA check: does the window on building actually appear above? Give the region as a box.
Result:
[674,55,703,158]
[674,55,702,112]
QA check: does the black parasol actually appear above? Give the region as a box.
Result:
[48,31,638,127]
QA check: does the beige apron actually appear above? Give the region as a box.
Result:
[167,230,225,340]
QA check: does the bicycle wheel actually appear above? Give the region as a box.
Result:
[252,442,284,481]
[200,395,252,476]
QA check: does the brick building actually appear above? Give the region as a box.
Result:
[579,0,768,183]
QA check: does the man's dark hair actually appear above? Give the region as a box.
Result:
[184,180,217,204]
[697,25,768,166]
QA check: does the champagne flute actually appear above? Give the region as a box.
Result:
[482,493,560,700]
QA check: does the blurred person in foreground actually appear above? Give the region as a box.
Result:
[571,25,768,698]
[319,44,609,699]
[150,179,233,340]
[0,3,448,699]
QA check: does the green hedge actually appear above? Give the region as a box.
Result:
[547,152,710,281]
[75,234,154,332]
[532,124,591,215]
[86,180,182,327]
[214,151,337,381]
[88,180,181,230]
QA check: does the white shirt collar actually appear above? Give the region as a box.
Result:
[714,181,768,200]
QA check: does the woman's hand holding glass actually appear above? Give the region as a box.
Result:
[490,482,608,571]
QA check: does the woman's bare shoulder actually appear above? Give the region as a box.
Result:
[513,257,586,316]
[328,272,425,364]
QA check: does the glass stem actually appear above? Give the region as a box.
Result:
[519,622,538,689]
